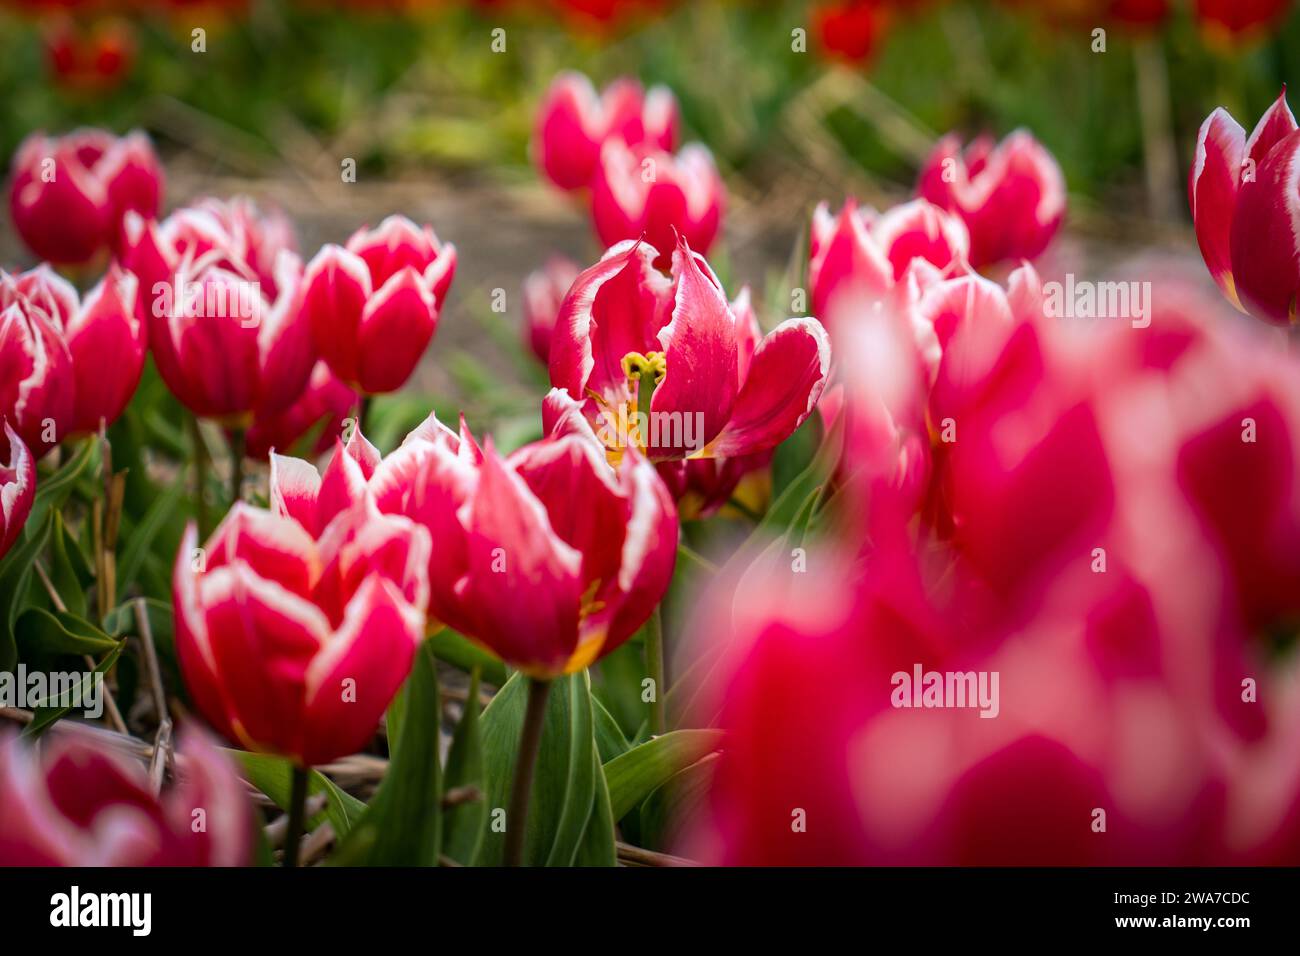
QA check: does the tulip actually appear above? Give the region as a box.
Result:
[917,130,1066,269]
[245,360,358,462]
[0,274,74,457]
[9,128,162,266]
[1189,88,1300,323]
[0,726,250,866]
[271,402,678,678]
[656,450,773,521]
[301,215,456,395]
[813,1,891,66]
[174,499,429,770]
[533,71,677,191]
[1195,0,1291,44]
[122,200,313,424]
[42,16,136,94]
[5,263,145,441]
[589,140,725,268]
[522,255,581,365]
[809,196,969,320]
[548,238,831,462]
[0,423,36,563]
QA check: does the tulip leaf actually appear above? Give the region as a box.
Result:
[603,729,725,821]
[441,665,487,866]
[48,511,91,619]
[16,607,121,657]
[0,510,55,672]
[592,693,631,763]
[22,640,126,738]
[28,439,98,533]
[429,627,508,687]
[335,639,443,865]
[573,749,617,867]
[231,750,365,840]
[636,752,719,852]
[116,471,187,602]
[477,669,608,866]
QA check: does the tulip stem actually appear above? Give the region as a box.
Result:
[504,677,552,867]
[284,765,309,868]
[646,606,666,736]
[357,395,373,437]
[228,428,246,505]
[189,417,210,538]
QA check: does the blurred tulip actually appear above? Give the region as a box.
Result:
[1196,0,1291,44]
[1189,89,1300,323]
[245,360,358,462]
[273,404,678,677]
[656,450,772,521]
[6,263,144,438]
[301,215,456,395]
[174,499,429,766]
[917,130,1065,269]
[533,71,678,191]
[0,726,251,866]
[589,140,725,268]
[548,238,830,461]
[0,423,35,562]
[42,16,135,93]
[813,1,890,66]
[522,255,580,365]
[809,196,969,321]
[8,128,162,266]
[122,198,313,424]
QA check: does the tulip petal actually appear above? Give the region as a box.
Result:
[1190,108,1248,308]
[302,244,370,387]
[355,267,437,394]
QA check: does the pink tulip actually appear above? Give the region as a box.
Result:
[590,140,725,268]
[548,238,830,461]
[533,71,678,191]
[122,199,313,424]
[5,263,145,440]
[809,196,969,321]
[245,360,358,462]
[656,450,773,521]
[522,255,581,365]
[271,401,678,677]
[1189,88,1300,323]
[0,423,36,562]
[0,726,250,866]
[917,130,1065,269]
[301,215,456,395]
[0,273,74,457]
[8,128,162,266]
[174,499,429,766]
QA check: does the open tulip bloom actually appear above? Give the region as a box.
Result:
[547,236,831,462]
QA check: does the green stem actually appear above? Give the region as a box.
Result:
[357,395,373,438]
[284,765,309,868]
[189,416,210,538]
[646,605,666,736]
[504,677,552,867]
[228,428,246,506]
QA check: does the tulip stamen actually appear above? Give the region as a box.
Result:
[620,350,666,450]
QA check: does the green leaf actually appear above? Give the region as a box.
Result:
[336,639,443,865]
[592,693,631,764]
[573,750,617,867]
[231,750,365,840]
[28,439,97,532]
[429,628,508,687]
[603,729,724,821]
[477,670,602,866]
[0,510,55,671]
[116,471,186,601]
[22,640,126,738]
[442,665,486,866]
[15,607,120,657]
[637,753,719,852]
[48,511,91,619]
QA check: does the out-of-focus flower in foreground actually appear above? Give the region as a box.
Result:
[548,238,830,462]
[1189,88,1300,324]
[302,215,456,395]
[533,71,677,191]
[174,500,429,767]
[917,130,1065,269]
[0,726,251,866]
[8,128,162,266]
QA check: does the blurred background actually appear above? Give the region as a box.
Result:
[0,0,1294,440]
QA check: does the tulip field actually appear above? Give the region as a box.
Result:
[2,0,1300,918]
